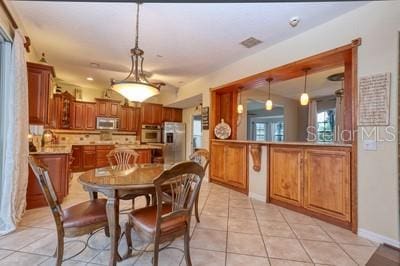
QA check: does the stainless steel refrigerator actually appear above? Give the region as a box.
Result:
[162,122,186,164]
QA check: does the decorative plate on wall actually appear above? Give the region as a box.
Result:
[214,119,231,139]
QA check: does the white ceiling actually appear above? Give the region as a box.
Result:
[10,1,364,93]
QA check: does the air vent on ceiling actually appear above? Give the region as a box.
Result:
[240,37,262,48]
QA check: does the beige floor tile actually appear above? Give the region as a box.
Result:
[229,199,253,209]
[133,247,183,266]
[280,210,317,225]
[229,191,249,200]
[196,216,227,231]
[63,237,102,263]
[181,248,225,266]
[269,258,313,266]
[0,251,48,266]
[252,201,279,210]
[202,205,229,217]
[340,244,377,265]
[40,258,87,266]
[190,228,227,252]
[228,218,260,235]
[226,253,270,266]
[204,200,229,209]
[0,249,13,260]
[227,232,267,257]
[301,240,357,265]
[0,227,53,250]
[20,232,57,256]
[255,209,285,222]
[229,207,256,220]
[264,237,311,262]
[290,224,332,241]
[258,221,295,238]
[323,226,374,246]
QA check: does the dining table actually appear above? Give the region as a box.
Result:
[78,163,172,266]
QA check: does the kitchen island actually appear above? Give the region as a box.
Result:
[210,139,354,231]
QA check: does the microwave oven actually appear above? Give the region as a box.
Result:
[96,117,119,130]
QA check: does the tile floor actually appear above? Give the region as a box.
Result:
[0,175,378,265]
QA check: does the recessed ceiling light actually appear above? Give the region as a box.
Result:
[289,16,300,27]
[156,54,163,58]
[86,77,94,81]
[240,37,262,48]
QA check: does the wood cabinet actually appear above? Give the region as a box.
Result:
[141,103,163,124]
[48,92,75,129]
[269,145,352,227]
[96,98,120,117]
[71,145,83,171]
[119,106,141,132]
[303,148,351,222]
[162,107,183,122]
[70,101,96,130]
[96,145,114,168]
[136,149,152,163]
[27,62,55,125]
[210,141,248,193]
[27,153,71,209]
[82,146,97,170]
[269,146,303,207]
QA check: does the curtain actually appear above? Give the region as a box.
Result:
[335,96,344,143]
[0,30,29,235]
[307,100,318,142]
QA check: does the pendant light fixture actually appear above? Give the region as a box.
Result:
[300,68,311,106]
[265,78,273,111]
[110,0,163,102]
[237,87,244,114]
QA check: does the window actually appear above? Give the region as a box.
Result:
[317,110,335,142]
[192,115,202,152]
[255,122,266,141]
[272,121,284,141]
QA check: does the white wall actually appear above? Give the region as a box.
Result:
[165,1,400,245]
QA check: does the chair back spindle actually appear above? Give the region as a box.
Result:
[189,149,210,171]
[107,148,139,167]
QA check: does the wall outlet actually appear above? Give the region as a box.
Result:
[363,140,377,151]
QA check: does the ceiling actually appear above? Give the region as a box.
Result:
[253,66,344,100]
[10,1,364,92]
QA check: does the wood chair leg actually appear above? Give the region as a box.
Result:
[131,198,135,210]
[54,231,64,266]
[195,195,200,223]
[184,226,192,266]
[153,239,160,266]
[125,221,133,257]
[104,225,110,237]
[145,194,151,206]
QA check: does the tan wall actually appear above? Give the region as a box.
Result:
[163,1,400,245]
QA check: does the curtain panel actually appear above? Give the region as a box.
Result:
[0,30,29,235]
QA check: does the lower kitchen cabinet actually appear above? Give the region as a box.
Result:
[136,149,152,163]
[96,145,114,167]
[269,145,352,228]
[82,146,97,169]
[27,153,71,209]
[210,141,248,193]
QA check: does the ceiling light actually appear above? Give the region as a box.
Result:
[90,62,100,68]
[86,77,94,81]
[237,87,244,114]
[289,16,300,27]
[110,1,164,102]
[300,68,310,106]
[265,78,273,111]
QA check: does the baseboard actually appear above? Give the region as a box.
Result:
[249,192,266,202]
[358,228,400,248]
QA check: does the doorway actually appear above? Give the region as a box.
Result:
[191,115,202,153]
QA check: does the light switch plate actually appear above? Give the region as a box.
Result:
[363,140,377,151]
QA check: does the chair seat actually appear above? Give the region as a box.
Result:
[63,199,108,228]
[129,204,187,235]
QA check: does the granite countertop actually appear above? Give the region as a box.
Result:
[211,139,352,147]
[29,145,72,155]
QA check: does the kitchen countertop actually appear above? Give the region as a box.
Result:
[29,146,72,155]
[211,139,352,147]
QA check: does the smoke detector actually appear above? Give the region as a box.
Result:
[240,37,262,48]
[289,17,300,27]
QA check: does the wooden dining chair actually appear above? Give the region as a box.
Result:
[189,149,210,223]
[28,156,109,266]
[125,161,205,266]
[107,147,151,208]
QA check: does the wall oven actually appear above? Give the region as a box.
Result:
[96,117,119,130]
[141,124,161,143]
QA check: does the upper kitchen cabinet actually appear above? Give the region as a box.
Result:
[120,106,141,132]
[49,91,75,129]
[70,101,96,130]
[162,107,183,122]
[27,62,55,125]
[141,103,163,124]
[96,98,121,117]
